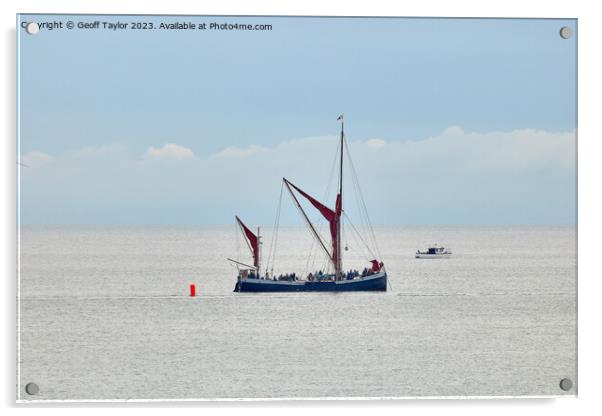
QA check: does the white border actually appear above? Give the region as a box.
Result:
[16,394,574,404]
[3,0,601,414]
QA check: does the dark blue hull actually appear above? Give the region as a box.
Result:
[234,272,387,292]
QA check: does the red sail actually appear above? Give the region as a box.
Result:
[286,180,341,270]
[236,216,259,268]
[370,260,382,272]
[332,193,342,272]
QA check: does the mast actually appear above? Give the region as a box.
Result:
[336,114,344,279]
[281,115,345,278]
[257,226,261,273]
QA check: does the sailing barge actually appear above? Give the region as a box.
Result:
[230,116,387,292]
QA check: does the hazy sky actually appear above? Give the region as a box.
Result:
[18,15,576,225]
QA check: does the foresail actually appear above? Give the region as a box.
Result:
[235,216,259,268]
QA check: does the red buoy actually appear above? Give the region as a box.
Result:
[189,284,196,297]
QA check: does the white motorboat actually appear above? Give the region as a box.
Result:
[415,245,452,259]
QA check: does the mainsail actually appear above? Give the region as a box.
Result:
[283,179,342,275]
[235,216,259,268]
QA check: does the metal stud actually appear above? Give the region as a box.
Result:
[25,22,40,35]
[559,26,572,39]
[559,378,573,391]
[25,382,39,395]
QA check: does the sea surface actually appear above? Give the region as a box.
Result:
[18,225,577,400]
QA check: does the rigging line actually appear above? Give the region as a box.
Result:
[283,179,333,263]
[324,258,331,275]
[344,138,370,239]
[341,136,368,239]
[305,136,341,275]
[324,136,341,200]
[344,137,383,260]
[343,211,376,260]
[265,181,283,274]
[235,221,240,271]
[305,212,323,276]
[301,195,332,276]
[346,153,369,250]
[317,254,330,276]
[344,227,373,264]
[309,215,331,274]
[305,229,319,277]
[266,182,283,271]
[386,275,394,291]
[351,164,374,257]
[342,140,369,254]
[304,203,331,277]
[342,215,373,262]
[271,193,282,273]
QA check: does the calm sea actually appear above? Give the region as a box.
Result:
[18,225,577,400]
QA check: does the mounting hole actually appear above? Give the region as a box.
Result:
[559,378,573,391]
[25,22,40,35]
[25,382,39,395]
[559,26,572,39]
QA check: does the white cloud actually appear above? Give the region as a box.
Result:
[146,143,195,160]
[366,138,386,149]
[213,144,267,159]
[440,125,465,137]
[20,151,53,167]
[18,127,576,224]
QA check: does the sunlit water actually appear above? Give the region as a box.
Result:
[18,225,577,400]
